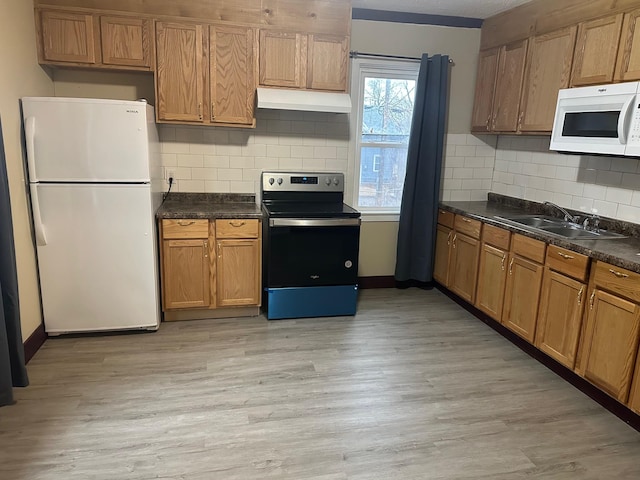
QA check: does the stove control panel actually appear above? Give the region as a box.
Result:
[262,172,344,193]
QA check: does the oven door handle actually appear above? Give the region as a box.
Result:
[269,218,361,227]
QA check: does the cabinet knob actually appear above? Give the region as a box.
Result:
[501,254,506,271]
[589,290,595,310]
[452,234,457,249]
[577,286,584,305]
[558,252,574,260]
[204,240,208,258]
[508,257,514,275]
[211,103,215,119]
[446,231,452,246]
[230,220,246,227]
[608,268,629,278]
[177,220,195,226]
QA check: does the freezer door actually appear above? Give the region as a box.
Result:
[22,97,151,182]
[34,184,160,333]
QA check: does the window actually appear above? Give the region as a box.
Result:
[350,58,419,214]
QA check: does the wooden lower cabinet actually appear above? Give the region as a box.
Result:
[577,289,640,402]
[502,254,543,342]
[449,232,480,303]
[433,224,452,285]
[628,350,640,413]
[162,239,210,309]
[216,239,261,307]
[535,269,586,369]
[475,243,508,321]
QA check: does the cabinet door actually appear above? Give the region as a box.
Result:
[492,39,528,132]
[571,14,624,87]
[259,30,307,88]
[100,16,151,68]
[210,25,255,125]
[433,224,452,286]
[475,243,508,322]
[535,269,586,369]
[471,48,499,132]
[163,239,210,309]
[615,9,640,82]
[156,22,205,122]
[307,35,348,91]
[217,239,261,307]
[502,254,543,343]
[628,349,640,413]
[449,232,480,303]
[40,10,96,64]
[578,289,640,402]
[520,27,577,133]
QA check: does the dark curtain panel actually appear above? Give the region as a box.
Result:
[395,54,450,283]
[0,116,29,407]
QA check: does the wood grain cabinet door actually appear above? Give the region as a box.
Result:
[433,224,452,286]
[492,39,528,132]
[520,27,577,133]
[449,232,480,304]
[578,289,640,402]
[259,30,307,88]
[628,348,640,414]
[40,10,96,64]
[535,269,586,369]
[615,9,640,82]
[210,25,256,125]
[471,48,499,132]
[100,16,151,68]
[216,239,261,307]
[571,14,624,87]
[155,22,205,122]
[163,239,210,309]
[475,243,508,322]
[502,254,543,343]
[307,34,348,91]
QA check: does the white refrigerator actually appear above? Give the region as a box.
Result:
[21,97,162,334]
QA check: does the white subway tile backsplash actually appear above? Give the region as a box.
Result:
[177,154,204,168]
[229,181,254,193]
[314,146,337,159]
[596,170,623,186]
[455,145,477,157]
[622,173,640,190]
[204,155,230,168]
[278,158,303,169]
[205,180,230,193]
[593,199,618,217]
[190,168,218,180]
[216,144,243,156]
[605,186,633,205]
[450,190,471,201]
[583,184,607,200]
[617,204,640,222]
[611,158,639,173]
[217,168,243,181]
[179,179,205,192]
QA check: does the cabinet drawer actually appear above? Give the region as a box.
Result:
[437,209,455,228]
[593,261,640,303]
[545,245,589,281]
[454,215,482,239]
[511,234,546,263]
[162,219,209,239]
[482,224,511,250]
[216,219,259,238]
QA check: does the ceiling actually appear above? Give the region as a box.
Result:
[352,0,533,19]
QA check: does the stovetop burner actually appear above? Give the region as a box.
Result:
[262,201,360,218]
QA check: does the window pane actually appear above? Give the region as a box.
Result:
[362,77,416,144]
[358,146,408,208]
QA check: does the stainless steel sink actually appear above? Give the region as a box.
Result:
[495,215,627,240]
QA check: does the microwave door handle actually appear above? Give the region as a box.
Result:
[618,96,635,144]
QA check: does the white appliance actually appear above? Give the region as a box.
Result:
[551,81,640,156]
[21,97,162,335]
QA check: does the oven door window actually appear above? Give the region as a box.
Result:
[267,225,360,287]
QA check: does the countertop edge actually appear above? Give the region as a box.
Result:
[440,201,640,275]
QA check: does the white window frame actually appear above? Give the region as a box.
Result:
[347,58,420,221]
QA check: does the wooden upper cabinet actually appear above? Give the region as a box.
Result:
[502,253,543,343]
[210,25,256,125]
[492,39,528,132]
[578,289,640,402]
[520,27,577,133]
[615,8,640,82]
[259,30,307,88]
[471,48,499,132]
[100,16,151,68]
[307,34,348,91]
[155,22,205,123]
[571,14,624,87]
[39,10,96,64]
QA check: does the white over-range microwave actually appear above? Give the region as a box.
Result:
[550,81,640,157]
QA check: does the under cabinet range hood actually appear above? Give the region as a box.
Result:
[257,87,351,113]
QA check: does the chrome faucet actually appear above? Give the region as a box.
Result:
[543,201,580,224]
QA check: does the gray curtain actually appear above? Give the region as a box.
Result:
[0,116,29,407]
[395,54,450,283]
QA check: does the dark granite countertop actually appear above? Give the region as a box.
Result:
[156,193,263,220]
[440,194,640,274]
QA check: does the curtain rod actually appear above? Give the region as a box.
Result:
[350,51,454,63]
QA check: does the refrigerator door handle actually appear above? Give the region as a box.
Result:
[25,116,37,181]
[29,184,47,246]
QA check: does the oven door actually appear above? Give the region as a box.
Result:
[266,218,360,287]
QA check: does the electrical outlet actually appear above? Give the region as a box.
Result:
[165,169,175,184]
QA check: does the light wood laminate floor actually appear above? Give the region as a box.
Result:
[1,288,640,479]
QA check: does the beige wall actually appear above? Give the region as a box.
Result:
[0,0,54,339]
[51,19,481,279]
